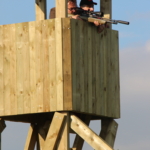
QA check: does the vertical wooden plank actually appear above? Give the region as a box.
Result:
[16,23,24,114]
[35,0,47,21]
[74,20,81,111]
[87,24,93,114]
[23,22,30,114]
[10,24,17,115]
[47,19,57,111]
[83,22,88,113]
[79,20,85,112]
[105,29,111,117]
[103,29,107,116]
[42,20,50,112]
[99,31,105,116]
[62,18,73,110]
[71,19,77,111]
[100,0,112,28]
[56,0,67,18]
[29,21,37,113]
[91,25,96,114]
[112,30,120,118]
[55,18,64,110]
[35,21,43,113]
[95,29,101,115]
[0,25,4,116]
[3,25,11,115]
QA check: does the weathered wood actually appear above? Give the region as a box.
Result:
[100,119,118,148]
[35,0,47,21]
[70,115,113,150]
[43,112,66,150]
[24,124,37,150]
[56,0,67,18]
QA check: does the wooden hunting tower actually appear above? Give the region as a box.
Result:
[0,0,120,149]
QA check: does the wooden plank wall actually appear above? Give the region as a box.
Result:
[71,19,120,118]
[0,19,73,117]
[0,18,120,118]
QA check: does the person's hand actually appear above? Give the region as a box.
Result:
[93,21,101,26]
[71,15,82,20]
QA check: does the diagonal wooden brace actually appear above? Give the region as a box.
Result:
[70,115,114,150]
[24,124,37,150]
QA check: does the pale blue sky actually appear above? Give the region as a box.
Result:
[0,0,150,150]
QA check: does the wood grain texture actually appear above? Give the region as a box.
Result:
[48,19,57,111]
[62,18,73,110]
[70,115,113,150]
[0,25,4,116]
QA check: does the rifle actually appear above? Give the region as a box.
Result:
[71,7,129,25]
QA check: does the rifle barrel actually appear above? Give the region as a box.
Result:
[116,20,130,25]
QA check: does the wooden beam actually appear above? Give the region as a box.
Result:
[56,0,67,18]
[0,119,6,133]
[72,115,91,150]
[43,112,66,150]
[35,0,47,21]
[24,124,37,150]
[100,0,112,28]
[70,115,113,150]
[100,119,118,148]
[57,112,70,150]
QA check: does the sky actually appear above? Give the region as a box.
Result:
[0,0,150,149]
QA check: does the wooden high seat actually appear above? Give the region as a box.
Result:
[0,0,119,149]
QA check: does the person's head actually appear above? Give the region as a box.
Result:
[68,0,77,14]
[80,0,97,12]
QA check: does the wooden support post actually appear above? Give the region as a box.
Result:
[0,119,6,133]
[24,124,37,150]
[70,115,113,150]
[35,0,47,21]
[100,119,118,148]
[100,0,112,28]
[72,115,91,150]
[57,112,70,150]
[42,112,67,150]
[0,119,6,150]
[56,0,67,18]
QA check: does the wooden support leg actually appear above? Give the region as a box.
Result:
[57,112,70,150]
[35,0,47,21]
[100,119,118,148]
[42,112,67,150]
[0,119,6,150]
[24,124,37,150]
[70,115,113,150]
[72,115,91,150]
